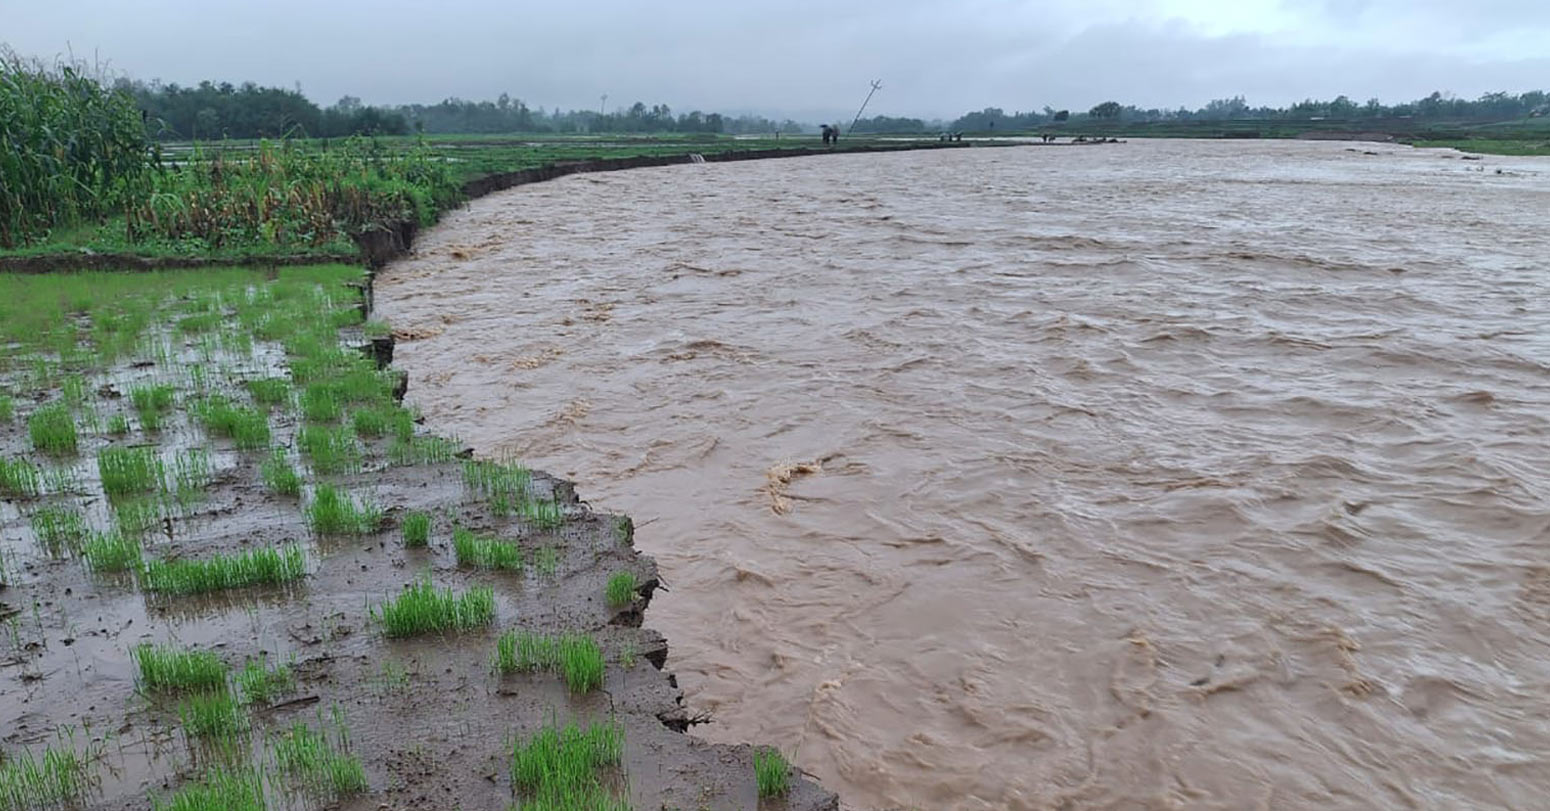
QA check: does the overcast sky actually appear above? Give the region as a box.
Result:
[4,0,1547,120]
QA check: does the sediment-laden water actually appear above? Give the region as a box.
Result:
[377,141,1550,810]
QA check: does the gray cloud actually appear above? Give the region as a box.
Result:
[3,0,1546,119]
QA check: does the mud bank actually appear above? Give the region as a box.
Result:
[0,266,835,808]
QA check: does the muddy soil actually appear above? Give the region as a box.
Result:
[0,286,834,809]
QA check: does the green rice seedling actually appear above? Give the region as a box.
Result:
[171,448,213,494]
[297,424,360,475]
[260,449,302,497]
[177,313,222,334]
[619,642,638,670]
[106,413,130,435]
[307,485,381,536]
[234,656,294,705]
[82,531,142,573]
[0,394,13,422]
[140,544,306,596]
[178,690,247,738]
[192,397,269,449]
[452,527,523,571]
[348,406,390,438]
[150,765,265,811]
[371,578,495,638]
[754,748,791,798]
[534,546,560,577]
[605,572,638,608]
[29,506,87,552]
[115,497,162,536]
[463,459,531,500]
[28,404,78,454]
[0,734,94,809]
[60,375,87,409]
[363,320,391,339]
[271,720,367,798]
[613,516,633,547]
[97,446,164,498]
[387,435,457,466]
[130,384,176,431]
[492,632,605,694]
[244,378,290,407]
[300,384,343,422]
[402,511,430,548]
[333,368,393,403]
[520,497,566,530]
[0,457,41,497]
[40,464,83,495]
[509,718,625,809]
[132,643,228,693]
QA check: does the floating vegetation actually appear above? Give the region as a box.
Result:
[27,404,77,454]
[372,577,495,638]
[141,544,306,595]
[754,748,791,798]
[510,719,626,810]
[493,631,605,694]
[402,511,431,548]
[307,484,381,536]
[452,527,523,571]
[132,643,228,693]
[605,572,638,608]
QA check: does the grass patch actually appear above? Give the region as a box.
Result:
[150,766,264,811]
[510,718,626,810]
[27,404,78,454]
[372,577,495,638]
[452,527,523,571]
[306,484,381,535]
[493,631,605,694]
[245,378,290,407]
[271,720,367,799]
[234,656,294,705]
[402,511,430,548]
[82,531,142,573]
[177,690,247,738]
[97,445,164,498]
[132,643,228,693]
[130,384,175,431]
[605,572,637,608]
[0,457,41,497]
[260,448,302,497]
[754,748,791,798]
[140,544,306,595]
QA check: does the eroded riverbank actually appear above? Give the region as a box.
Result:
[378,140,1550,809]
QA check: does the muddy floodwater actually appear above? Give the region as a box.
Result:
[377,140,1550,810]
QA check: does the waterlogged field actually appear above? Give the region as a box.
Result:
[0,266,814,810]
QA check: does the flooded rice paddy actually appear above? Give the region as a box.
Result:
[377,140,1550,810]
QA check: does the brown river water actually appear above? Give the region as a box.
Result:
[376,140,1550,810]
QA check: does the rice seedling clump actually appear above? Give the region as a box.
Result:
[493,631,606,693]
[97,446,164,498]
[82,531,142,573]
[0,457,41,497]
[260,448,302,496]
[271,721,367,799]
[29,506,87,551]
[452,527,523,571]
[372,578,495,638]
[132,643,228,692]
[605,572,638,608]
[177,690,247,737]
[0,736,94,809]
[234,656,294,705]
[307,484,381,536]
[28,404,78,454]
[140,544,306,595]
[130,384,175,431]
[402,511,431,548]
[150,766,264,811]
[510,719,626,810]
[245,378,290,407]
[754,748,791,798]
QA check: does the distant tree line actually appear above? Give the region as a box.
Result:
[119,79,409,139]
[951,90,1550,131]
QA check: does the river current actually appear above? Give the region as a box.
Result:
[377,140,1550,810]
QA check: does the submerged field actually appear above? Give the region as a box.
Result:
[0,265,832,809]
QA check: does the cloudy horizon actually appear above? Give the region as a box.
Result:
[4,0,1547,121]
